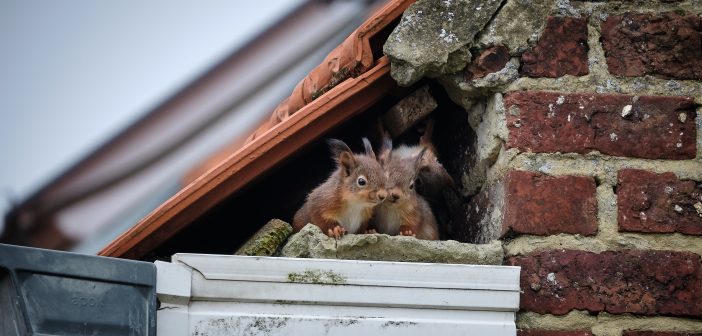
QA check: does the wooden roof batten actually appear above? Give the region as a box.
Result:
[99,0,414,259]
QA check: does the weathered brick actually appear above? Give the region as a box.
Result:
[465,45,511,80]
[519,331,592,336]
[624,332,702,336]
[521,16,589,78]
[505,92,697,159]
[618,169,702,235]
[503,171,597,236]
[601,12,702,79]
[460,171,597,243]
[507,250,702,316]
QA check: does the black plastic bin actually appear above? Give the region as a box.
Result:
[0,243,156,336]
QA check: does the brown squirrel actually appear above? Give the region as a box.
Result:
[370,138,439,240]
[293,138,388,239]
[381,119,462,239]
[386,119,454,201]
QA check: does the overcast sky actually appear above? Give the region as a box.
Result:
[0,0,303,231]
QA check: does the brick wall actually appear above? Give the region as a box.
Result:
[440,0,702,335]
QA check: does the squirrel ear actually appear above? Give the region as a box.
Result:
[328,139,356,176]
[362,137,376,160]
[328,138,351,157]
[338,152,356,177]
[378,133,392,166]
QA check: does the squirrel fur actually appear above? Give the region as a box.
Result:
[370,137,439,240]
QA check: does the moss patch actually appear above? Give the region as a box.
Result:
[287,269,347,285]
[235,219,293,256]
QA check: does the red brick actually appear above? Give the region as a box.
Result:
[519,331,592,336]
[503,171,597,236]
[459,171,598,243]
[465,45,511,80]
[505,92,697,159]
[618,169,702,235]
[521,17,589,78]
[601,12,702,80]
[507,250,702,316]
[624,332,702,336]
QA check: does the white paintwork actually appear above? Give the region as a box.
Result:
[155,261,191,336]
[156,255,520,336]
[154,261,191,300]
[173,254,519,291]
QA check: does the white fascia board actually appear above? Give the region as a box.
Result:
[159,254,521,336]
[188,302,515,336]
[172,254,520,291]
[190,278,519,311]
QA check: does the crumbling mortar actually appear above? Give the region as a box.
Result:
[508,65,702,103]
[586,11,610,78]
[505,229,702,257]
[507,153,702,187]
[517,310,702,335]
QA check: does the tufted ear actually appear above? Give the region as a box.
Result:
[378,133,393,167]
[361,137,376,160]
[328,138,356,177]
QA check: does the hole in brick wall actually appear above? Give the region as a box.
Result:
[144,80,487,261]
[594,175,603,186]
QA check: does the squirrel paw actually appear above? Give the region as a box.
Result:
[399,229,416,237]
[364,228,378,234]
[326,225,347,239]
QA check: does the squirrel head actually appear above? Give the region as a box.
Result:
[378,137,427,205]
[328,138,388,205]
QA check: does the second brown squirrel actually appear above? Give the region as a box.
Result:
[370,137,440,240]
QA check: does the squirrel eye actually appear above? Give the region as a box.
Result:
[409,181,414,190]
[357,176,367,187]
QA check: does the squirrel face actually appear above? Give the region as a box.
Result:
[329,138,388,205]
[378,138,426,206]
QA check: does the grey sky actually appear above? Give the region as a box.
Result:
[0,0,303,231]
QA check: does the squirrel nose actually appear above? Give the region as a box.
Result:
[377,190,387,202]
[390,192,400,202]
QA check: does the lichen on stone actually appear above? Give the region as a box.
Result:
[383,0,504,86]
[235,219,293,256]
[280,224,504,265]
[477,0,557,54]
